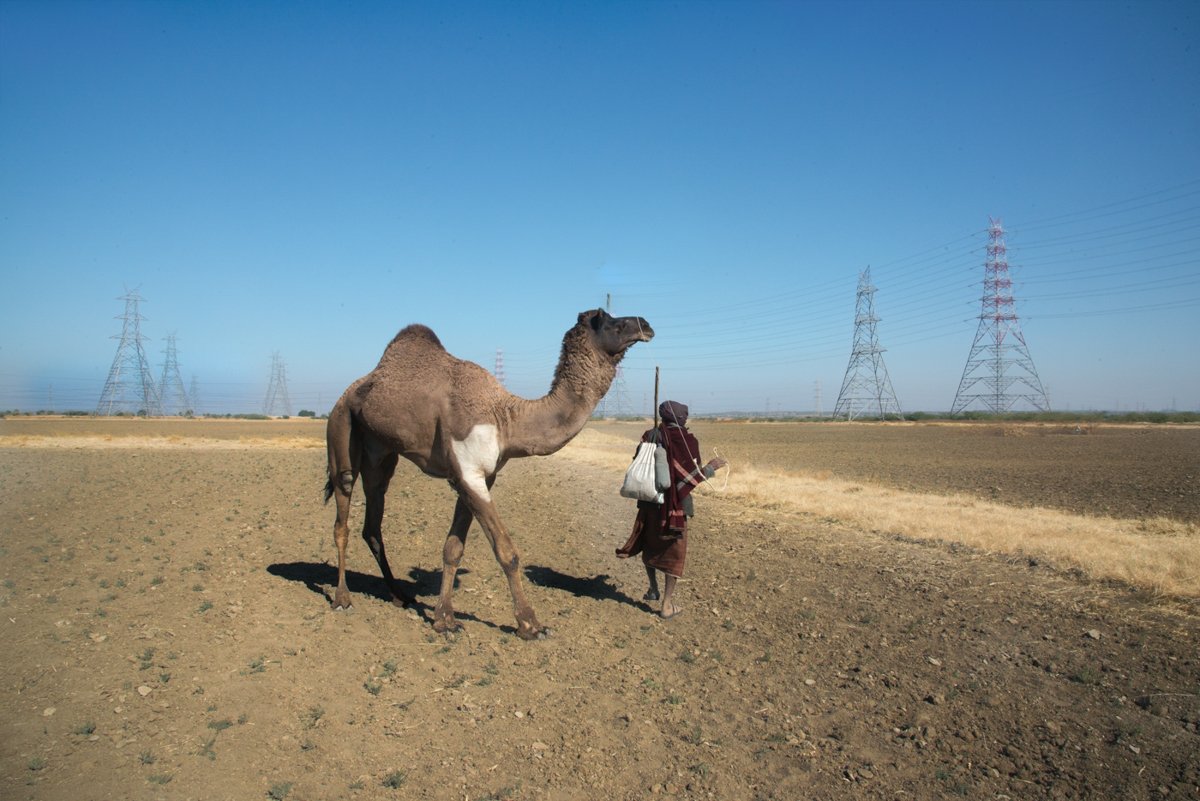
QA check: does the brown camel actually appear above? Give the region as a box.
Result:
[324,308,654,640]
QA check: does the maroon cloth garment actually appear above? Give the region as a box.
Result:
[615,400,704,577]
[617,504,688,577]
[657,401,703,534]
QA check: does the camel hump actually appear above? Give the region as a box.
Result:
[387,324,444,350]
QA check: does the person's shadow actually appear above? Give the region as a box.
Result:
[523,565,652,612]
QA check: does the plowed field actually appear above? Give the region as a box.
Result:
[1,417,1197,801]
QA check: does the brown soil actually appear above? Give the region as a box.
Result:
[1,418,1197,801]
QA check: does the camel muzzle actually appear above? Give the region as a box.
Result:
[631,318,654,342]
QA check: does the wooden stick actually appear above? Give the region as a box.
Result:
[653,366,660,427]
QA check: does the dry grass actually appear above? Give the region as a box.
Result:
[0,434,322,450]
[561,429,1200,599]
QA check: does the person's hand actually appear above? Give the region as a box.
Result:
[707,457,728,472]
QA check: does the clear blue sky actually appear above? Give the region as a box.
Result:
[2,0,1197,415]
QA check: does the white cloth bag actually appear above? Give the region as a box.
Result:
[620,441,664,503]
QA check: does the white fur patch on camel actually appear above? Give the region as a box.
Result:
[451,424,501,499]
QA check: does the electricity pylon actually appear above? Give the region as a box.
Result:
[597,293,632,417]
[833,267,903,420]
[951,218,1049,414]
[494,348,506,388]
[158,333,191,416]
[96,290,163,416]
[262,352,293,417]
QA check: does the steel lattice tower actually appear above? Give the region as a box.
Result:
[158,334,191,416]
[951,218,1049,414]
[597,293,632,417]
[833,267,903,420]
[494,348,506,388]
[96,290,163,416]
[262,352,293,417]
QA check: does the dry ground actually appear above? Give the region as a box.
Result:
[0,417,1197,801]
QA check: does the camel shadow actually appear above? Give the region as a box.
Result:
[265,562,496,631]
[523,565,651,612]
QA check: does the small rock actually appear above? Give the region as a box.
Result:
[42,707,56,717]
[531,741,549,751]
[1085,629,1102,640]
[137,685,152,697]
[513,710,524,719]
[804,678,816,686]
[926,657,942,666]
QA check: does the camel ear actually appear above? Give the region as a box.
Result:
[578,308,607,329]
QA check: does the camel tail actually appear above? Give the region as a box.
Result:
[324,389,357,504]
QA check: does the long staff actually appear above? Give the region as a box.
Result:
[653,366,660,428]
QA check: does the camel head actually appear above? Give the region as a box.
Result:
[578,308,654,362]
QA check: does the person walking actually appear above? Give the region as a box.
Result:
[617,400,725,618]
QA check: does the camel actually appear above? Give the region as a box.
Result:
[324,308,654,640]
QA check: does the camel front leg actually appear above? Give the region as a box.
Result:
[432,496,474,634]
[458,486,546,641]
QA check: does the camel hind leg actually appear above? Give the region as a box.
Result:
[326,393,360,609]
[331,485,355,609]
[359,453,410,607]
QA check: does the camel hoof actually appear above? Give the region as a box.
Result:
[432,618,461,634]
[517,625,550,641]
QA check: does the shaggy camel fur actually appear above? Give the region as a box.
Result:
[324,309,653,639]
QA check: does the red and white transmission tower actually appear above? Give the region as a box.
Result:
[951,218,1049,414]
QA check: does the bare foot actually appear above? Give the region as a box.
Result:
[660,602,682,620]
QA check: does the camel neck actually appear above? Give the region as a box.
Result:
[503,332,617,457]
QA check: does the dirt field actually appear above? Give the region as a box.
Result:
[1,417,1197,800]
